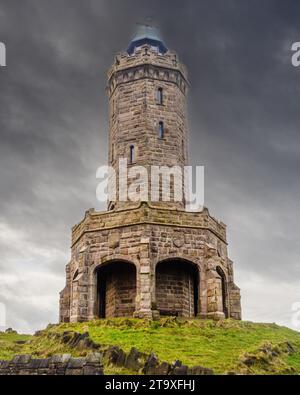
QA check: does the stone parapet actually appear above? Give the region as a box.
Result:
[71,203,227,246]
[107,45,188,86]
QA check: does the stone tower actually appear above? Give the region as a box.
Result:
[59,25,242,322]
[107,25,188,211]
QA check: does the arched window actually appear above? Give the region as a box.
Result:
[158,121,164,139]
[157,88,163,105]
[129,145,135,164]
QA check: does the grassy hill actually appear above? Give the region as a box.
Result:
[1,318,300,375]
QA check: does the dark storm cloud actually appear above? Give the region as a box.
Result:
[0,0,299,332]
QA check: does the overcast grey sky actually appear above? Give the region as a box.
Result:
[0,0,299,333]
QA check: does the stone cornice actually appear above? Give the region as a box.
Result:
[107,63,189,98]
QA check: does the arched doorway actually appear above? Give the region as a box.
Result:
[155,259,199,317]
[216,266,229,318]
[95,260,137,318]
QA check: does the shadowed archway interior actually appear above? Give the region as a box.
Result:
[95,261,137,318]
[155,259,199,318]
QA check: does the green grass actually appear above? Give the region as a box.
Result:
[0,332,31,360]
[1,318,300,374]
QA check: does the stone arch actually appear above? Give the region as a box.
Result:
[95,254,140,269]
[155,258,200,318]
[216,266,229,318]
[154,254,202,269]
[94,259,137,319]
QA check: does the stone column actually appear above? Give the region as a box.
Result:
[228,283,242,320]
[70,247,90,322]
[227,259,242,320]
[59,263,71,323]
[206,269,225,320]
[87,268,97,321]
[70,277,89,322]
[134,237,159,319]
[198,266,207,319]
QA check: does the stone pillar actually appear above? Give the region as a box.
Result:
[70,279,79,322]
[134,237,159,319]
[59,263,71,323]
[228,283,242,320]
[70,278,89,322]
[59,286,70,323]
[227,259,242,320]
[70,247,90,322]
[77,276,89,322]
[198,263,207,318]
[87,269,97,321]
[206,269,225,320]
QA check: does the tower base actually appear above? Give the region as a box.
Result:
[59,203,242,323]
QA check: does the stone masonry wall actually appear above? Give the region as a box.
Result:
[59,203,241,323]
[156,262,196,317]
[71,204,227,246]
[107,44,189,210]
[104,262,136,318]
[0,353,103,375]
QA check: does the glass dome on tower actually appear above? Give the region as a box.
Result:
[127,24,168,55]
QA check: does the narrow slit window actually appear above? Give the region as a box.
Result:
[73,270,79,281]
[158,121,164,139]
[157,88,163,105]
[129,145,135,164]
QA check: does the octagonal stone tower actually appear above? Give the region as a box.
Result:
[59,25,242,323]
